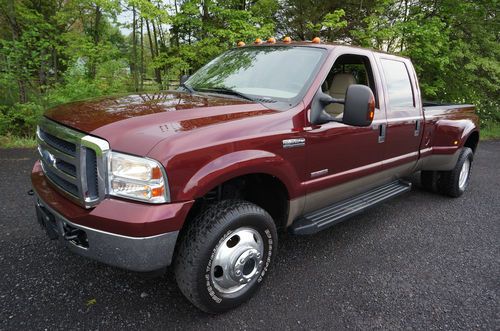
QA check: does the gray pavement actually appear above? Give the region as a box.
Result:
[0,141,498,330]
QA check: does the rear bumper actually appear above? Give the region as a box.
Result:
[31,160,195,272]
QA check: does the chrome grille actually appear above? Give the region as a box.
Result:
[36,117,109,208]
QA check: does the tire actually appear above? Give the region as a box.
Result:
[174,200,278,313]
[437,147,474,197]
[421,170,438,192]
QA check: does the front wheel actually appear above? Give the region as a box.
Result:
[174,200,277,313]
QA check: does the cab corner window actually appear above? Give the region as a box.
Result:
[381,59,415,108]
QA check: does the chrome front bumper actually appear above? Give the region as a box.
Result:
[34,193,179,272]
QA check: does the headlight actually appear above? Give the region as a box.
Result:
[108,151,169,203]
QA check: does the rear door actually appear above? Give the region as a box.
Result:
[376,55,424,174]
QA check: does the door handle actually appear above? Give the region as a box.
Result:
[414,120,421,136]
[378,123,386,143]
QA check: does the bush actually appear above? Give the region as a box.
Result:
[0,102,44,137]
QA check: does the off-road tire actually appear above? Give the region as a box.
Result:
[174,200,277,313]
[437,147,474,197]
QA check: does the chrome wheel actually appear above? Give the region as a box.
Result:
[458,158,470,189]
[211,227,264,294]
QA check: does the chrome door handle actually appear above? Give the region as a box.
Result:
[378,124,386,143]
[415,120,421,136]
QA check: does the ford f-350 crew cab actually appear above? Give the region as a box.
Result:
[31,41,479,313]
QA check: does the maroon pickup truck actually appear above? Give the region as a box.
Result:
[31,41,479,313]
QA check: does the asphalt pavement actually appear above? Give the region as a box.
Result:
[0,141,498,330]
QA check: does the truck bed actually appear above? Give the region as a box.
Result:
[423,102,475,118]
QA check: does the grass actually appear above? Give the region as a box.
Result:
[480,121,500,140]
[0,121,499,149]
[0,135,37,148]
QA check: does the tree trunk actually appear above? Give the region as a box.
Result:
[146,19,162,86]
[90,4,101,79]
[132,5,139,92]
[140,17,144,90]
[5,0,28,103]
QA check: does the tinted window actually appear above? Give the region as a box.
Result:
[381,59,414,107]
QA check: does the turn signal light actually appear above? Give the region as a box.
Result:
[283,36,292,43]
[237,41,245,47]
[267,37,276,44]
[254,38,262,44]
[368,96,375,121]
[312,37,321,44]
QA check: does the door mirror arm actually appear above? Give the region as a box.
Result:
[310,88,344,125]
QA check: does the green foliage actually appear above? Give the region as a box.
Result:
[0,102,44,137]
[1,0,499,147]
[306,9,348,39]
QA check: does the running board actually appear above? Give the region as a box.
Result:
[290,180,412,235]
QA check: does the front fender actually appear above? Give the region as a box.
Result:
[179,150,301,200]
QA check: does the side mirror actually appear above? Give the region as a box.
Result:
[180,74,190,85]
[343,84,375,127]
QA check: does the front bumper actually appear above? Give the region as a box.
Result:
[31,161,194,272]
[35,195,178,272]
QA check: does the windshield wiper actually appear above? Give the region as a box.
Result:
[197,87,256,102]
[179,82,195,94]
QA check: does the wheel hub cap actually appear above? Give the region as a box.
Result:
[211,227,264,294]
[459,159,470,189]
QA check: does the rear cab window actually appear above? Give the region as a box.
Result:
[380,59,415,109]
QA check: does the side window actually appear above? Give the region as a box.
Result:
[380,59,414,108]
[321,54,377,118]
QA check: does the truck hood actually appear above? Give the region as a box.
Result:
[44,91,276,156]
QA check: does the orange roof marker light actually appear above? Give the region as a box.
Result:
[312,37,321,44]
[283,36,292,43]
[237,41,246,47]
[267,37,276,44]
[254,38,263,45]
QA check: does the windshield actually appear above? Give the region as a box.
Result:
[186,46,326,107]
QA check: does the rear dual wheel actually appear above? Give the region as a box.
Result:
[420,147,473,197]
[174,200,277,313]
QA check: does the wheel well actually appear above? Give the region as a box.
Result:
[182,173,289,233]
[464,131,479,153]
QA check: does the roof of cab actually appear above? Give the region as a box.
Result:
[237,40,410,59]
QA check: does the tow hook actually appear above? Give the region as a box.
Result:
[63,226,89,249]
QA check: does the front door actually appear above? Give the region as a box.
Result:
[303,52,389,213]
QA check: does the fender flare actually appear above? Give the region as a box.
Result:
[459,123,479,150]
[179,150,300,200]
[433,118,478,151]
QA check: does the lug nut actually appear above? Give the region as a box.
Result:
[235,270,242,276]
[256,253,261,258]
[239,278,245,283]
